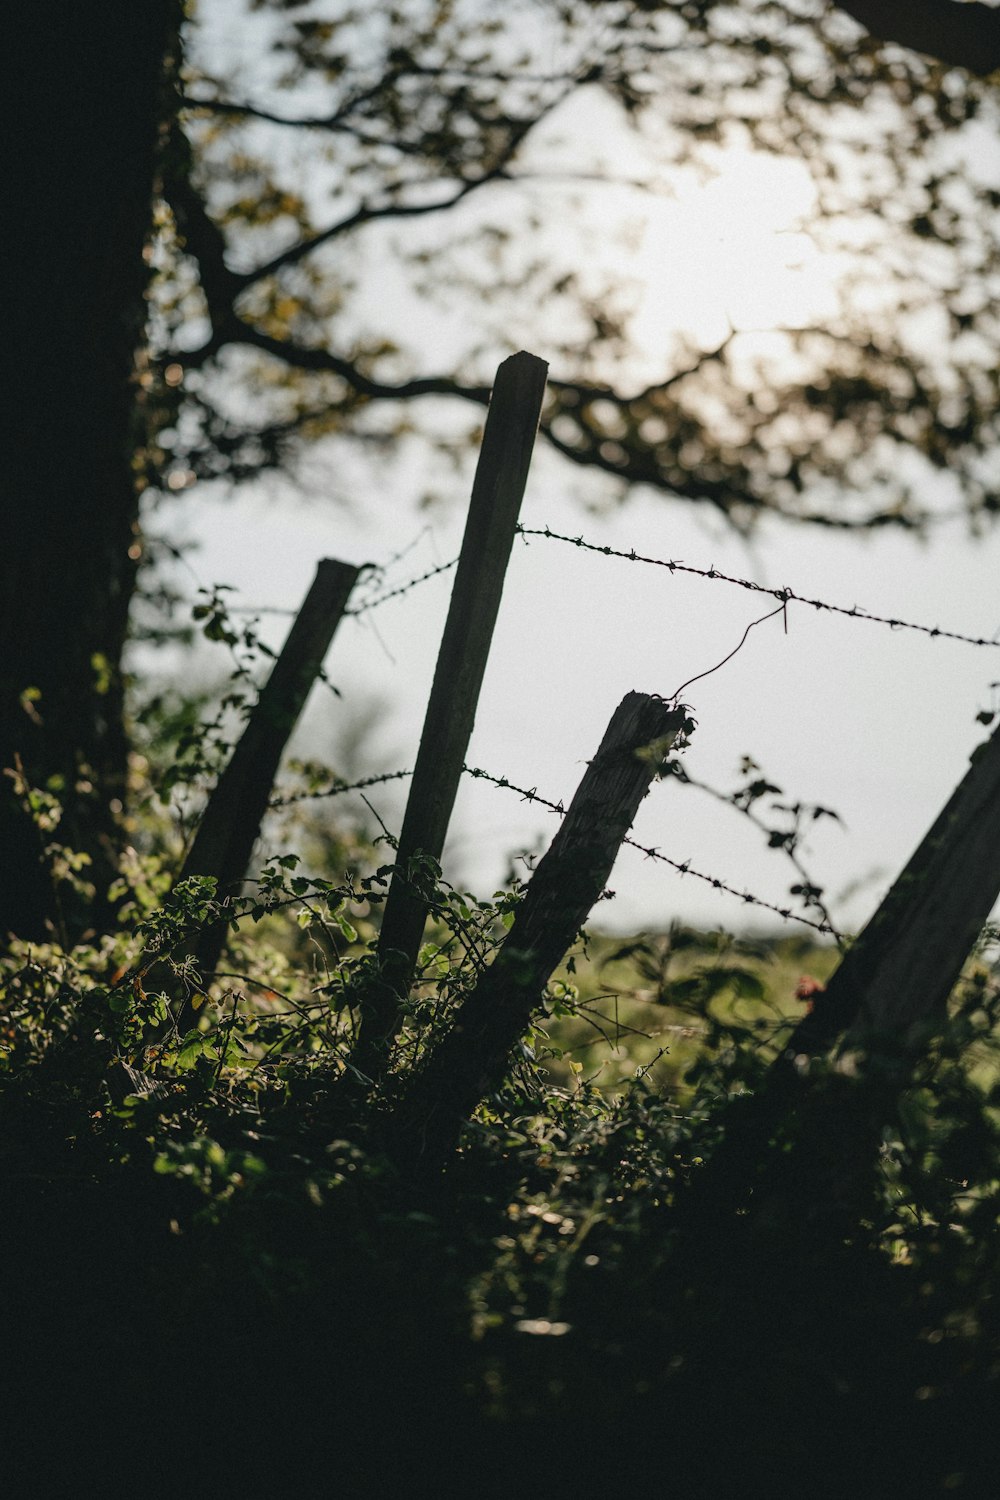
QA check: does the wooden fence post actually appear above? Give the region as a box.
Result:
[782,716,1000,1061]
[691,719,1000,1220]
[353,350,548,1078]
[389,693,690,1160]
[178,558,360,999]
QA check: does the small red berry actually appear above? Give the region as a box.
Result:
[795,976,826,1013]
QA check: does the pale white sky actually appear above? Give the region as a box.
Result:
[163,12,1000,944]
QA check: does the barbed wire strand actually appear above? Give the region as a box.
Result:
[229,556,460,621]
[517,525,1000,650]
[269,761,836,933]
[461,765,837,936]
[269,768,413,809]
[667,762,844,946]
[345,556,459,616]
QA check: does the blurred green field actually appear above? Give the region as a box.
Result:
[535,918,1000,1109]
[538,924,852,1093]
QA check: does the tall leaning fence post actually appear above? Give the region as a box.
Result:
[772,714,1000,1070]
[387,692,691,1162]
[824,718,1000,1042]
[352,350,549,1080]
[691,717,1000,1220]
[177,557,361,1015]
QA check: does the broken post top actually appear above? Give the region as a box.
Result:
[496,349,548,381]
[386,687,688,1159]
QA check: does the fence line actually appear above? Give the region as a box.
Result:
[345,556,459,615]
[461,766,838,936]
[182,356,998,967]
[208,515,999,942]
[167,351,1000,1166]
[266,759,836,934]
[218,523,1000,646]
[517,524,1000,650]
[270,767,413,809]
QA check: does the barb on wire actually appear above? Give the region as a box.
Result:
[346,557,459,616]
[461,764,837,936]
[517,525,1000,651]
[269,768,413,809]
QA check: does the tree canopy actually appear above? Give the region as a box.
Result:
[151,0,1000,535]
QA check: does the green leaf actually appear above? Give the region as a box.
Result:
[335,912,358,943]
[177,1036,214,1069]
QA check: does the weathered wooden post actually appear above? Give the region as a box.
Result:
[353,351,548,1079]
[781,716,1000,1062]
[692,719,1000,1220]
[389,693,691,1160]
[178,558,360,1006]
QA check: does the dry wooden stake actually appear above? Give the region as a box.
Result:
[354,350,548,1078]
[692,718,1000,1222]
[179,557,360,1004]
[782,714,1000,1059]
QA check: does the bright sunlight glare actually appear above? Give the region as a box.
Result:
[629,147,841,364]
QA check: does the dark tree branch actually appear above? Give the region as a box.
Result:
[176,395,369,485]
[182,61,414,135]
[179,62,593,131]
[834,0,1000,75]
[538,417,928,531]
[161,127,243,336]
[229,171,506,294]
[548,334,734,408]
[177,66,578,299]
[180,102,442,161]
[171,321,933,531]
[180,94,392,135]
[163,129,510,325]
[188,322,491,404]
[227,95,563,293]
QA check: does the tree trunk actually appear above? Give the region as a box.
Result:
[834,0,1000,76]
[1,5,179,943]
